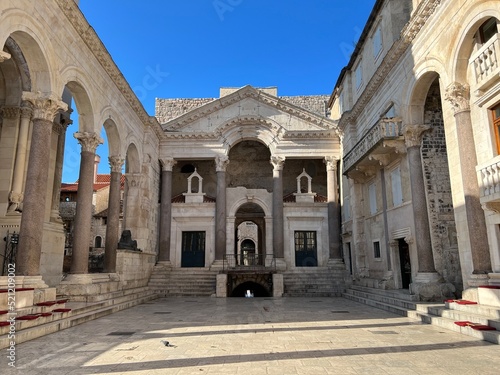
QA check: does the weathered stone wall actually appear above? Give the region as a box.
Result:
[421,80,461,290]
[280,95,330,117]
[155,94,329,124]
[156,98,215,124]
[172,160,217,198]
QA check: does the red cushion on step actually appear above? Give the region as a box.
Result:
[478,285,500,289]
[17,315,40,320]
[455,300,478,305]
[454,321,473,326]
[0,321,10,326]
[0,310,8,315]
[52,308,71,313]
[469,324,497,331]
[39,312,52,317]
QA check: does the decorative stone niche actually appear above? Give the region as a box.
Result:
[183,169,206,203]
[293,169,316,203]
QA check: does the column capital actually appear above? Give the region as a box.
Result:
[22,91,68,122]
[0,51,11,62]
[20,102,33,119]
[403,124,431,148]
[109,156,125,173]
[324,156,340,171]
[160,157,177,172]
[445,82,470,114]
[125,173,142,188]
[215,155,229,172]
[74,132,103,153]
[270,155,285,171]
[1,106,20,119]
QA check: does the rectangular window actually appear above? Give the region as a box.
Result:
[492,103,500,154]
[369,182,377,215]
[182,231,205,252]
[372,25,382,58]
[294,231,318,267]
[373,241,381,259]
[343,197,351,221]
[391,166,403,207]
[355,62,363,90]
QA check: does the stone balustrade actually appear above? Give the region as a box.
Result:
[470,33,500,91]
[344,117,402,172]
[477,155,500,198]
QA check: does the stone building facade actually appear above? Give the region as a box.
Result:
[0,0,499,306]
[329,0,500,300]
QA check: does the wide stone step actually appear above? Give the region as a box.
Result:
[0,291,158,349]
[345,288,418,310]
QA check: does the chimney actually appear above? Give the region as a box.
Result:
[94,155,100,183]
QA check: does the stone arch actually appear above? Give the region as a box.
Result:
[125,142,141,174]
[63,80,94,133]
[0,10,58,93]
[229,275,272,297]
[406,70,442,125]
[450,2,500,83]
[0,38,27,105]
[217,115,282,155]
[102,117,123,160]
[228,197,271,218]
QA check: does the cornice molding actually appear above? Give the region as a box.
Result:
[162,86,340,135]
[338,0,442,128]
[55,0,164,140]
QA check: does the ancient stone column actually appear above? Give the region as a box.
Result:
[1,105,24,213]
[103,156,124,273]
[123,173,142,236]
[70,132,103,274]
[215,156,229,260]
[325,156,342,262]
[17,92,67,276]
[445,82,491,274]
[158,157,176,262]
[50,113,71,221]
[404,124,436,273]
[271,155,285,259]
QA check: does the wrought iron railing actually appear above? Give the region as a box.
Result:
[223,254,276,272]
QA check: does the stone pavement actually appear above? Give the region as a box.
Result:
[2,297,499,375]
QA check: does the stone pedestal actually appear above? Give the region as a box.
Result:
[216,274,228,297]
[272,273,284,297]
[410,272,456,301]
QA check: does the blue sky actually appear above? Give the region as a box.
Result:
[62,0,375,182]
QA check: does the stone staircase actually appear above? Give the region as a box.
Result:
[0,286,158,349]
[283,267,345,297]
[344,285,500,345]
[148,266,218,297]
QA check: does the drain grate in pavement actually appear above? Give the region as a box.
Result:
[370,331,399,335]
[107,332,136,336]
[331,311,350,313]
[154,312,172,314]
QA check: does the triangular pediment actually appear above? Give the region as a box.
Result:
[161,85,339,137]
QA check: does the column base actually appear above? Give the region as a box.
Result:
[57,273,121,302]
[216,274,228,297]
[327,258,345,269]
[272,274,284,297]
[410,272,456,301]
[274,258,287,271]
[210,260,225,271]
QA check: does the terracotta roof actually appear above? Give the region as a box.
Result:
[61,174,125,192]
[171,193,216,203]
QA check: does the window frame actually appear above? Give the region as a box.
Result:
[492,103,500,155]
[373,241,381,259]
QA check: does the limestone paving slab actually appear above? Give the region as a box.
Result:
[1,297,500,375]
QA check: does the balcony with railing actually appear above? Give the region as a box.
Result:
[470,33,500,93]
[222,253,276,272]
[343,118,404,177]
[477,156,500,207]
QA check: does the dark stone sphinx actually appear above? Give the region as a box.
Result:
[117,229,141,251]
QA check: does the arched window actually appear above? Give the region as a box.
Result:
[95,236,102,248]
[478,18,498,44]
